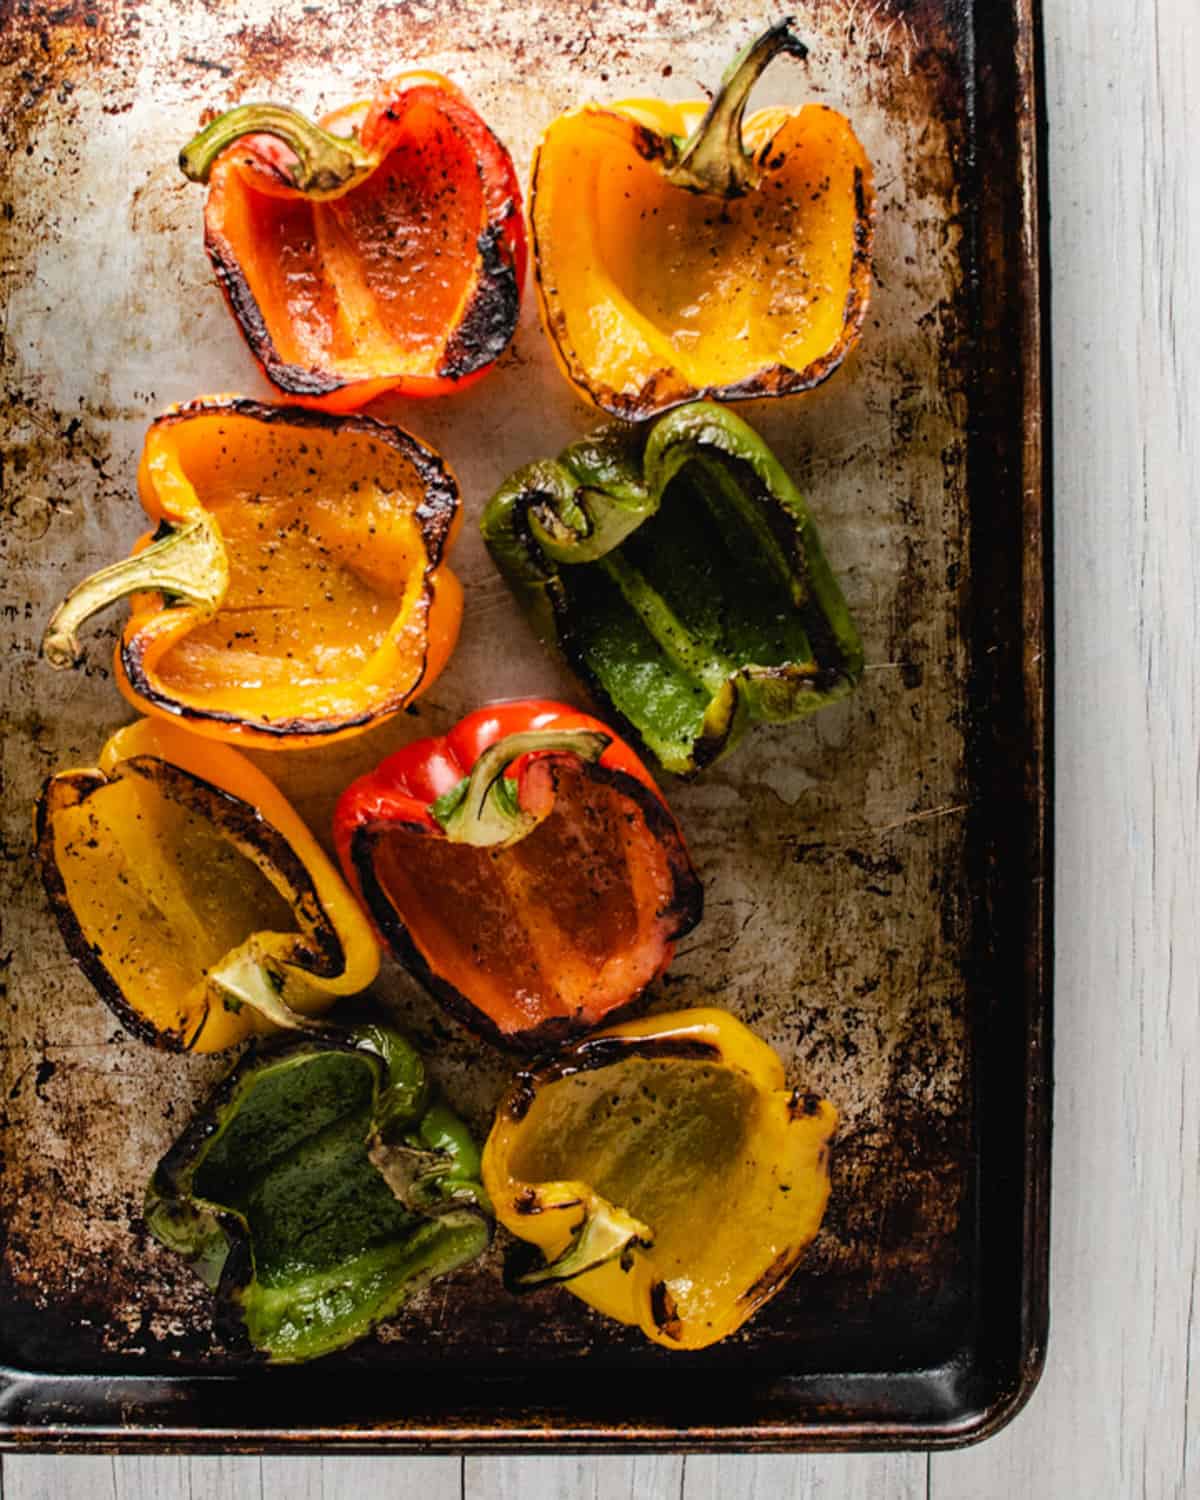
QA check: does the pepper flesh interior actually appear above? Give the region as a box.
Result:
[52,770,300,1051]
[536,100,870,404]
[138,410,437,725]
[560,454,815,768]
[190,1052,426,1320]
[510,1057,760,1314]
[370,759,678,1035]
[212,97,486,381]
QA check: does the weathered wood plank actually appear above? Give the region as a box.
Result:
[684,1454,927,1499]
[2,1455,463,1500]
[932,0,1200,1495]
[2,1455,123,1500]
[2,1457,255,1500]
[177,1459,261,1500]
[263,1457,461,1499]
[464,1457,679,1500]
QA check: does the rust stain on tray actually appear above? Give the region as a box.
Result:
[1,0,975,1376]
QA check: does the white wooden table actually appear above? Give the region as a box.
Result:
[5,0,1196,1494]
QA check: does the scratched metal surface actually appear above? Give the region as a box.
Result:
[0,0,979,1400]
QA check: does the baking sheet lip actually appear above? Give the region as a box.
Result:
[0,1416,1037,1457]
[1008,0,1053,1438]
[0,1419,1041,1457]
[0,1345,1046,1453]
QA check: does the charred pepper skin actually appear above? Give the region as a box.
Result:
[180,74,526,410]
[334,699,702,1051]
[483,1006,837,1351]
[482,402,864,776]
[35,718,380,1053]
[42,398,463,749]
[530,19,875,419]
[145,1025,490,1363]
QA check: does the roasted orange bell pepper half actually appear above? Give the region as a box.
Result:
[531,19,875,418]
[334,700,702,1050]
[180,73,526,411]
[36,718,380,1052]
[484,1007,837,1350]
[42,398,462,749]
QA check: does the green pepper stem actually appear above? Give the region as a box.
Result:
[42,514,228,670]
[668,17,809,198]
[431,728,611,850]
[516,1197,653,1287]
[353,1024,430,1136]
[179,103,376,196]
[418,1098,485,1185]
[143,1177,230,1291]
[370,1096,491,1218]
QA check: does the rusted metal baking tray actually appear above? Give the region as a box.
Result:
[0,0,1049,1452]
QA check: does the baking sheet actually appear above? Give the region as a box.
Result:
[0,0,1048,1448]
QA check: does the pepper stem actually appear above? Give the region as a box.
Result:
[208,941,328,1036]
[667,17,809,198]
[431,728,612,850]
[42,514,228,670]
[179,103,376,197]
[516,1197,653,1287]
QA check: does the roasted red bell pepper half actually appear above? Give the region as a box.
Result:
[180,73,526,411]
[334,701,702,1050]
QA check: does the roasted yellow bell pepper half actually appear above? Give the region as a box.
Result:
[35,718,379,1052]
[530,19,875,419]
[482,1007,837,1350]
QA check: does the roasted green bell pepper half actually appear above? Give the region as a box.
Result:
[481,402,863,775]
[145,1024,489,1363]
